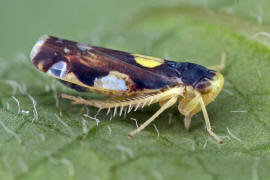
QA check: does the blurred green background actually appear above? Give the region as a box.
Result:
[1,0,270,179]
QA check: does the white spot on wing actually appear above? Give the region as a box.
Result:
[95,75,127,91]
[48,61,67,78]
[77,42,91,51]
[64,48,70,53]
[102,76,127,91]
[30,35,49,60]
[56,39,63,43]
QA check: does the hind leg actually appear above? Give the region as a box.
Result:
[128,96,178,138]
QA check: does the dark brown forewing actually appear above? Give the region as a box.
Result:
[31,35,181,93]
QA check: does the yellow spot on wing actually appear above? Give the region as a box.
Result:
[133,54,164,68]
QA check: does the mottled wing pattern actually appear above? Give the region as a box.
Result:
[31,35,183,96]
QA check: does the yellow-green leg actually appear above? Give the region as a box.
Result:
[198,94,223,144]
[128,96,178,138]
[178,91,223,144]
[208,51,226,72]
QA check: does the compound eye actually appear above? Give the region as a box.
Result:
[194,78,212,93]
[48,61,67,78]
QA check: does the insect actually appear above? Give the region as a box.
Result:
[30,35,225,144]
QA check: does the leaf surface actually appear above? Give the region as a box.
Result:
[1,0,270,179]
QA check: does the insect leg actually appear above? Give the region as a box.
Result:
[197,93,223,144]
[208,51,226,72]
[158,99,168,107]
[61,87,183,110]
[178,94,201,130]
[60,94,104,108]
[184,116,192,131]
[128,96,178,138]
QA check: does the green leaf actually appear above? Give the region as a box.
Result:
[1,0,270,179]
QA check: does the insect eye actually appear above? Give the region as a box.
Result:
[48,61,67,78]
